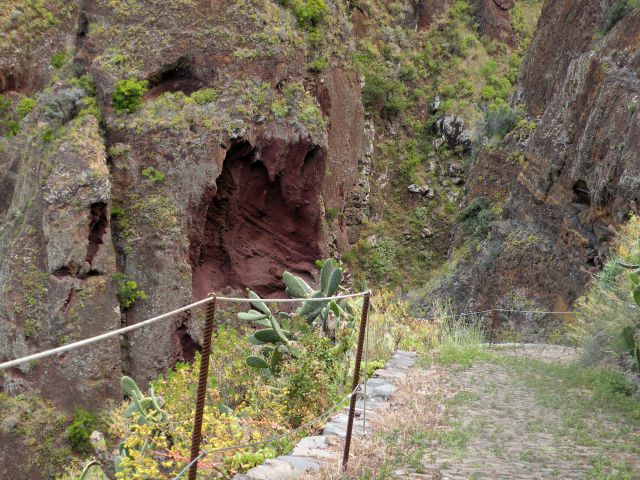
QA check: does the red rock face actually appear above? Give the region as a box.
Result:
[476,0,517,46]
[416,0,451,31]
[191,139,326,299]
[519,0,616,115]
[444,7,640,337]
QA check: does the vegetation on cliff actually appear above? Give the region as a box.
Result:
[573,216,640,376]
[342,0,542,289]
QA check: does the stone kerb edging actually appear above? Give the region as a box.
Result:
[233,350,417,480]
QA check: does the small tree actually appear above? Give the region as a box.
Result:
[112,79,148,114]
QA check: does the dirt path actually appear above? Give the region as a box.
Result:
[321,345,640,480]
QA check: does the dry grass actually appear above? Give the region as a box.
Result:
[307,366,455,480]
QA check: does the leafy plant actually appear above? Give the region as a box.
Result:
[278,0,329,28]
[112,273,148,309]
[65,407,97,452]
[112,78,148,114]
[238,259,355,376]
[141,166,166,183]
[622,271,640,371]
[115,376,169,473]
[50,51,68,68]
[16,97,36,118]
[605,0,638,33]
[456,197,497,238]
[190,88,218,105]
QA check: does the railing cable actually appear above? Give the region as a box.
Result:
[0,291,370,370]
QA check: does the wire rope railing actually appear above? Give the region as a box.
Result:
[0,290,373,479]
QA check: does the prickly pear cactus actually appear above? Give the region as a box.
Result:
[623,272,640,372]
[238,259,357,376]
[115,376,169,472]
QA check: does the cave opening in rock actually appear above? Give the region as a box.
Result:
[173,324,200,363]
[0,73,19,93]
[85,202,108,266]
[572,180,591,205]
[146,57,203,98]
[191,141,325,298]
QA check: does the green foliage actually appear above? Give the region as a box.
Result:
[110,205,125,218]
[114,376,169,475]
[238,260,356,376]
[112,273,148,309]
[42,128,55,143]
[190,88,218,105]
[16,97,36,118]
[50,51,68,68]
[365,238,400,282]
[65,407,97,452]
[71,75,97,97]
[308,55,329,72]
[436,319,488,368]
[224,447,278,471]
[573,215,640,373]
[279,0,329,28]
[622,271,640,372]
[278,333,342,426]
[354,48,410,118]
[0,392,71,474]
[112,78,148,114]
[141,166,166,183]
[455,197,497,238]
[6,120,19,137]
[482,103,520,140]
[605,0,638,33]
[78,96,103,122]
[270,99,288,118]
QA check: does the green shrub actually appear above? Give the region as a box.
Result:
[190,88,218,105]
[79,96,102,122]
[50,51,68,69]
[112,272,148,309]
[483,103,520,140]
[280,0,329,28]
[308,55,329,72]
[71,74,97,96]
[270,99,288,118]
[572,215,640,368]
[112,78,148,114]
[64,407,97,452]
[141,166,166,183]
[605,0,638,33]
[355,50,410,117]
[367,238,400,281]
[278,334,341,426]
[16,97,36,118]
[6,120,19,137]
[42,128,55,143]
[456,196,497,238]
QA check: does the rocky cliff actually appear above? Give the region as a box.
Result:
[437,0,640,339]
[0,0,365,416]
[3,0,640,475]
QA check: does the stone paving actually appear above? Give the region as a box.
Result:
[232,351,417,480]
[397,344,640,480]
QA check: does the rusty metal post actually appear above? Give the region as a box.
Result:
[342,291,371,471]
[188,294,216,480]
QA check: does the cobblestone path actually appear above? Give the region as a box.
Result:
[399,345,640,480]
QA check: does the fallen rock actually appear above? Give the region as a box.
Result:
[408,184,436,199]
[421,227,434,238]
[433,116,473,153]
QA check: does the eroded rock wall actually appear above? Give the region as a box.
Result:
[441,4,640,338]
[1,0,365,408]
